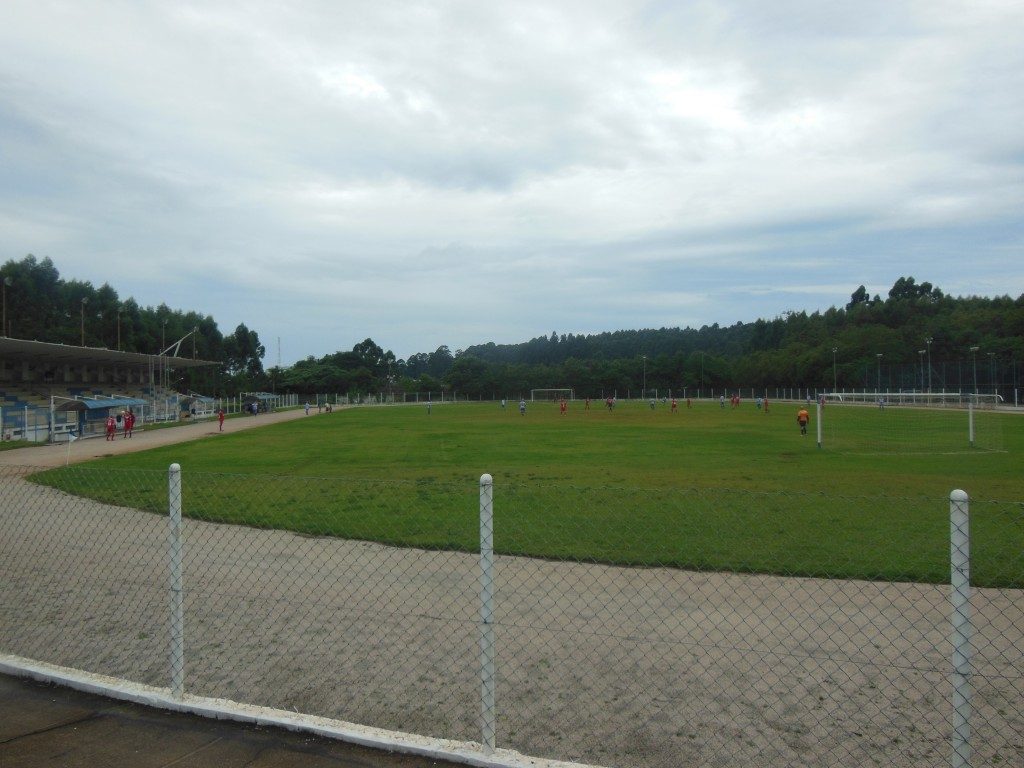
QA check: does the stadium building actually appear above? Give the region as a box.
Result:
[0,337,218,442]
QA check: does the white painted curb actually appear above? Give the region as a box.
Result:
[0,654,606,768]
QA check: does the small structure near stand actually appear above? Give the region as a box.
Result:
[241,392,276,415]
[53,395,148,440]
[181,393,216,420]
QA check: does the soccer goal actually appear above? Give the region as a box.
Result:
[819,392,1004,452]
[530,388,575,402]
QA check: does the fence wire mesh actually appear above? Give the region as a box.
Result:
[0,465,1021,768]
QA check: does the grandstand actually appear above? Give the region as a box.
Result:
[0,337,218,442]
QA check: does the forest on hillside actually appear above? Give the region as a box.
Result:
[279,277,1023,400]
[3,255,1022,399]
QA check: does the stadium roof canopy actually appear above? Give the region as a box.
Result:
[0,337,218,369]
[55,396,149,412]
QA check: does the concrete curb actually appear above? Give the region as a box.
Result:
[0,654,606,768]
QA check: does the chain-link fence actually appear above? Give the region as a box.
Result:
[0,465,1021,768]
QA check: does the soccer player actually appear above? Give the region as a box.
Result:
[218,409,225,431]
[585,397,590,410]
[105,414,116,441]
[649,398,655,410]
[519,399,526,415]
[720,395,725,409]
[560,397,567,415]
[671,398,677,412]
[797,407,810,435]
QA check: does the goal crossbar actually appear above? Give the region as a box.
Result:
[530,388,575,401]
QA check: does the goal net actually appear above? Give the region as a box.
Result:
[530,388,574,402]
[820,392,1004,453]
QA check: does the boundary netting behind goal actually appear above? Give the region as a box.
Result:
[530,389,575,401]
[820,394,1005,453]
[825,391,1003,409]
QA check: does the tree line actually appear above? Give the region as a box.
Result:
[281,277,1023,400]
[4,255,1021,400]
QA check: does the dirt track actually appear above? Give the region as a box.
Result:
[0,406,316,468]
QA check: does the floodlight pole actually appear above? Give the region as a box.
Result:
[926,337,933,392]
[876,353,882,394]
[970,346,979,403]
[162,319,168,390]
[987,352,995,396]
[117,307,122,351]
[2,276,10,338]
[642,355,647,398]
[832,347,837,393]
[80,297,88,346]
[919,350,926,391]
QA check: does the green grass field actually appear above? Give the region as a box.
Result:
[32,400,1024,587]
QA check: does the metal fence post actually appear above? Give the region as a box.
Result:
[949,489,972,768]
[169,463,185,698]
[479,473,496,753]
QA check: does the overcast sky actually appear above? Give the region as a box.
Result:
[1,1,1021,364]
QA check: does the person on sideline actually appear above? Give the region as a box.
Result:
[797,407,810,435]
[218,409,225,431]
[105,413,116,441]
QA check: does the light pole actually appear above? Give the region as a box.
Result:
[918,349,925,391]
[162,318,168,390]
[80,297,88,346]
[700,352,705,392]
[832,347,837,393]
[925,337,933,392]
[117,307,122,351]
[876,353,883,393]
[970,346,979,400]
[988,352,995,396]
[642,354,647,398]
[2,276,11,337]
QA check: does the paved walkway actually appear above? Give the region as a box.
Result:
[0,673,458,767]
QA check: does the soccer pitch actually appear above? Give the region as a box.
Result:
[34,399,1024,586]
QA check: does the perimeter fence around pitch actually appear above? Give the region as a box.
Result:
[0,466,1021,768]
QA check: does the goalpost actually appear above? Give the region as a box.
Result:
[530,388,575,402]
[819,392,1004,452]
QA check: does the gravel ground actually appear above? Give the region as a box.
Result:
[1,412,1022,767]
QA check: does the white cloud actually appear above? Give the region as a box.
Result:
[0,0,1021,361]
